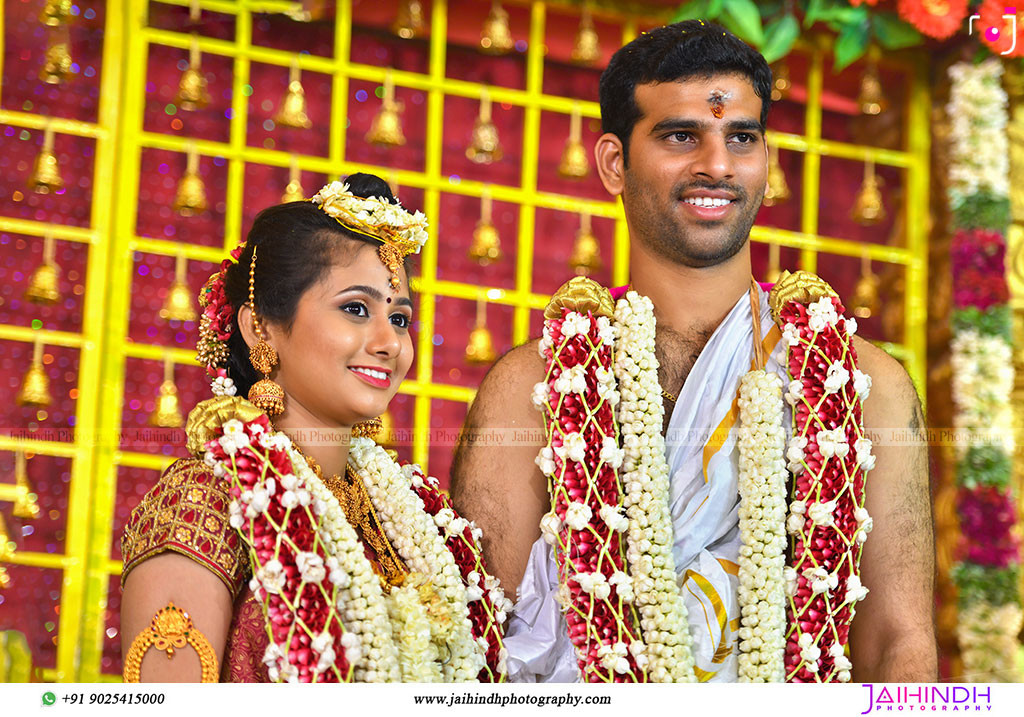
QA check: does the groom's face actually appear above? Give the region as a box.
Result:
[621,74,768,268]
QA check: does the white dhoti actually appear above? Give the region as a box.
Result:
[505,285,788,682]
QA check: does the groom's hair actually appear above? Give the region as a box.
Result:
[599,20,772,165]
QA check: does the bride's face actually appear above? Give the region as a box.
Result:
[268,242,414,428]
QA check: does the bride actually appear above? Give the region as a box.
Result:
[120,173,510,682]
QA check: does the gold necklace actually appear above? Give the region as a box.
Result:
[288,442,409,590]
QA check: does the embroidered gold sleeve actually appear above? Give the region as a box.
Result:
[123,602,219,682]
[121,457,248,596]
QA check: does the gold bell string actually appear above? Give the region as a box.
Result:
[762,144,790,207]
[480,0,514,55]
[39,0,72,28]
[392,0,426,39]
[571,6,600,66]
[281,158,305,203]
[0,512,14,589]
[850,159,885,225]
[366,71,406,147]
[176,36,211,111]
[12,452,40,521]
[558,104,589,179]
[466,90,502,164]
[24,234,61,305]
[765,243,782,284]
[851,252,880,319]
[770,61,791,102]
[274,63,312,129]
[150,356,185,428]
[39,26,73,85]
[17,339,52,408]
[468,187,502,264]
[160,253,197,322]
[174,144,208,215]
[857,51,887,116]
[29,125,64,194]
[569,211,601,276]
[465,298,498,365]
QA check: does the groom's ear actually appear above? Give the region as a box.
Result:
[595,132,626,197]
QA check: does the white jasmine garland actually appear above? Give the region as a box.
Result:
[614,291,696,683]
[735,369,787,682]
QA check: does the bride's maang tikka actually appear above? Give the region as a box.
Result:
[311,181,429,290]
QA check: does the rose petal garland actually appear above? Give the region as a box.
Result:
[535,306,652,682]
[947,58,1023,683]
[780,297,870,683]
[201,408,507,682]
[406,463,511,681]
[736,369,788,682]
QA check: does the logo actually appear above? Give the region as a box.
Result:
[969,7,1018,55]
[41,691,56,706]
[860,685,993,713]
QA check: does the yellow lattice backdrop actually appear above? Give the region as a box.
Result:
[0,0,928,682]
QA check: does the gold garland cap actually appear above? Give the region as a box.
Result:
[186,396,265,456]
[544,276,616,321]
[767,270,838,325]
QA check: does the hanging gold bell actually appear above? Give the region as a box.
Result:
[366,72,406,147]
[286,0,328,21]
[12,453,40,521]
[469,190,502,264]
[466,92,501,164]
[25,235,61,305]
[392,0,426,39]
[39,34,72,84]
[569,213,601,276]
[851,161,885,225]
[559,106,589,178]
[465,326,498,365]
[466,299,498,364]
[480,0,514,54]
[762,144,790,206]
[150,382,184,428]
[571,8,600,66]
[281,160,305,202]
[858,56,887,116]
[851,255,880,319]
[174,147,208,215]
[29,127,64,194]
[275,65,312,129]
[40,0,72,27]
[176,38,210,111]
[770,62,791,102]
[469,221,501,264]
[17,342,52,408]
[161,254,197,322]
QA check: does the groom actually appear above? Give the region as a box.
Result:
[451,21,935,682]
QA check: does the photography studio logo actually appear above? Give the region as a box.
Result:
[969,7,1018,55]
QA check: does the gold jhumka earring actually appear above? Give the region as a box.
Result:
[246,246,285,416]
[353,416,383,439]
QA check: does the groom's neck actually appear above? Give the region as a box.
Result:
[628,240,753,339]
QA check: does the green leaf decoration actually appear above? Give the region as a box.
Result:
[872,12,923,50]
[956,445,1013,490]
[723,0,765,46]
[762,14,799,63]
[953,306,1012,342]
[952,193,1012,231]
[953,563,1022,608]
[833,21,870,72]
[672,0,711,23]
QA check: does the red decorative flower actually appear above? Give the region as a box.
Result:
[897,0,969,40]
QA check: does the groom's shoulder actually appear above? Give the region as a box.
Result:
[475,338,547,409]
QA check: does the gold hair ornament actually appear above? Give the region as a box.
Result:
[311,181,429,290]
[123,602,218,682]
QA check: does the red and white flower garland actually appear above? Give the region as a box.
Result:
[536,278,872,683]
[201,407,508,682]
[780,296,872,682]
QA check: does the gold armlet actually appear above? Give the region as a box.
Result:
[123,602,219,683]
